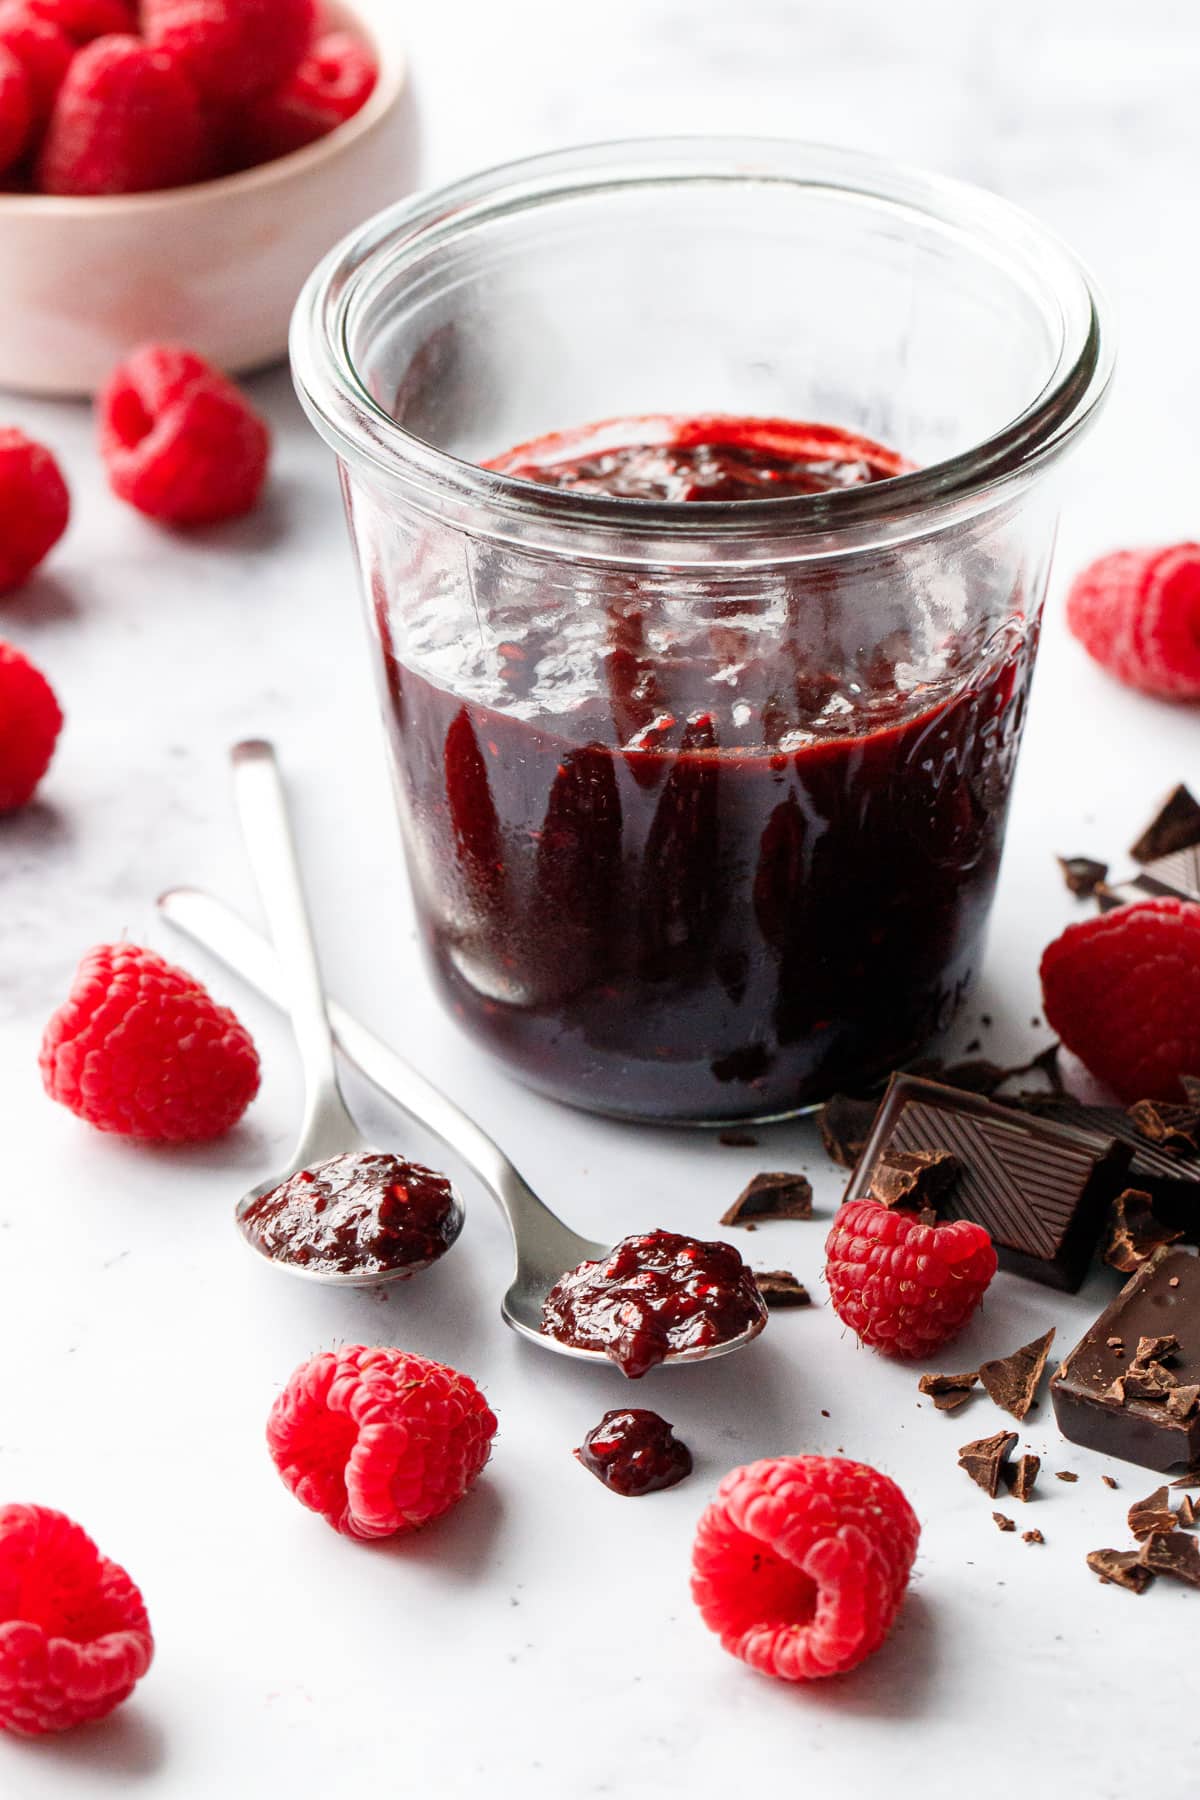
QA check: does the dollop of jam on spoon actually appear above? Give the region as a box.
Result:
[241,1150,462,1277]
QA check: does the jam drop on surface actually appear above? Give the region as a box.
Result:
[576,1409,693,1496]
[543,1228,768,1378]
[241,1150,461,1276]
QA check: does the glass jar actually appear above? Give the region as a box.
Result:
[291,138,1112,1124]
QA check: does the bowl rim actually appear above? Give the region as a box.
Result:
[0,0,408,217]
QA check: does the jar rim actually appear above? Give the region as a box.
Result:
[290,135,1113,548]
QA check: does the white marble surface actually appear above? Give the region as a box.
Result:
[3,2,1200,1795]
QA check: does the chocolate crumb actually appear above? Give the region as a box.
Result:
[753,1269,812,1309]
[993,1512,1015,1532]
[1102,1475,1119,1490]
[718,1129,758,1148]
[917,1369,980,1412]
[1128,1485,1176,1540]
[1058,855,1109,898]
[1087,1547,1154,1593]
[1008,1453,1041,1501]
[1055,1470,1079,1483]
[958,1429,1019,1497]
[1139,1529,1200,1587]
[981,1014,993,1028]
[1103,1189,1183,1274]
[1130,784,1200,865]
[820,1409,830,1419]
[1171,1277,1181,1288]
[1022,1529,1044,1545]
[978,1329,1056,1421]
[721,1171,813,1227]
[817,1094,879,1169]
[1107,1337,1124,1348]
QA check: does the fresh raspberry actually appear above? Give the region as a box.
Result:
[0,1504,153,1736]
[0,42,31,170]
[231,85,334,165]
[27,0,134,42]
[98,344,270,524]
[268,1345,497,1539]
[691,1455,919,1681]
[1040,897,1200,1102]
[0,640,62,811]
[0,428,70,591]
[1067,544,1200,700]
[142,0,317,103]
[37,35,206,196]
[0,2,70,122]
[286,29,376,122]
[40,942,260,1141]
[824,1198,997,1356]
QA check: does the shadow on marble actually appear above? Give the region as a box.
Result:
[6,1705,167,1784]
[365,1475,506,1583]
[0,570,83,628]
[0,800,74,858]
[788,1588,940,1720]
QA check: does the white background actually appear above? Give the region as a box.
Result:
[2,2,1199,1795]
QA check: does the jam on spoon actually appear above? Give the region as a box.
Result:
[241,1150,462,1277]
[576,1409,693,1496]
[542,1228,768,1377]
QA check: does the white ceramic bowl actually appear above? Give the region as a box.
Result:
[0,2,417,397]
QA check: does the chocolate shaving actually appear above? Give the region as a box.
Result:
[1058,855,1109,898]
[721,1171,813,1227]
[958,1429,1019,1497]
[1022,1529,1044,1545]
[917,1369,979,1412]
[1007,1453,1041,1502]
[718,1129,758,1148]
[978,1329,1056,1421]
[1087,1547,1154,1593]
[1179,1494,1197,1527]
[1128,1485,1176,1540]
[869,1146,959,1221]
[1139,1529,1200,1587]
[1130,784,1200,865]
[753,1269,812,1309]
[818,1094,879,1169]
[1103,1190,1183,1275]
[1128,1099,1199,1154]
[1056,1470,1079,1482]
[993,1512,1015,1532]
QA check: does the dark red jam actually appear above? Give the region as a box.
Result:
[241,1151,462,1276]
[377,415,1036,1120]
[575,1409,693,1496]
[543,1228,768,1377]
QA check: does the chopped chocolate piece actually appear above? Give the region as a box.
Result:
[818,1094,879,1169]
[958,1429,1019,1497]
[721,1171,813,1227]
[1169,1475,1200,1488]
[918,1369,980,1412]
[718,1129,758,1148]
[1139,1529,1200,1587]
[1022,1529,1044,1545]
[1058,855,1109,898]
[979,1329,1056,1421]
[1008,1454,1041,1501]
[1128,1485,1176,1540]
[1166,1384,1200,1421]
[1056,1469,1079,1482]
[1087,1547,1154,1593]
[1102,1474,1119,1489]
[870,1146,959,1218]
[1104,1190,1185,1274]
[1130,784,1200,865]
[1051,1248,1200,1472]
[1129,1099,1200,1154]
[993,1512,1015,1532]
[1179,1493,1197,1526]
[753,1269,812,1309]
[845,1076,1132,1292]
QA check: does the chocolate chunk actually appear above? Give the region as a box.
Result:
[1139,1529,1200,1587]
[844,1076,1132,1292]
[721,1171,813,1227]
[1051,1248,1200,1472]
[958,1429,1019,1497]
[870,1147,959,1219]
[1087,1547,1154,1593]
[818,1094,879,1169]
[1128,1100,1199,1155]
[1130,784,1200,864]
[1058,855,1109,898]
[1056,1470,1079,1482]
[1179,1493,1197,1526]
[993,1512,1015,1531]
[718,1129,758,1148]
[1128,1485,1176,1540]
[979,1329,1056,1421]
[753,1269,812,1309]
[1008,1454,1041,1501]
[996,1095,1200,1233]
[1166,1384,1200,1420]
[1022,1529,1044,1545]
[918,1369,980,1412]
[1104,1189,1184,1274]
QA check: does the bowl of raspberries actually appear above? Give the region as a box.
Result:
[0,0,416,395]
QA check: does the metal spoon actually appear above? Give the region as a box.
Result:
[228,739,464,1287]
[158,878,765,1367]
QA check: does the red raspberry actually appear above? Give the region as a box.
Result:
[0,427,70,591]
[27,0,136,43]
[691,1455,919,1681]
[0,1504,153,1736]
[142,0,317,103]
[1067,543,1200,700]
[98,344,270,524]
[0,1,70,121]
[0,640,62,811]
[0,42,31,170]
[40,941,260,1141]
[231,85,334,165]
[268,1345,498,1540]
[37,35,206,196]
[287,29,376,122]
[1041,896,1200,1102]
[824,1199,997,1356]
